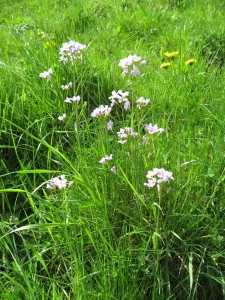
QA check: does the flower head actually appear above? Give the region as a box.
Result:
[117,127,138,143]
[59,40,86,64]
[91,105,112,118]
[46,174,72,190]
[145,123,164,135]
[65,95,81,104]
[107,120,113,130]
[58,113,66,121]
[110,166,117,174]
[160,62,170,69]
[136,97,150,109]
[61,82,72,90]
[144,168,174,189]
[185,59,197,66]
[109,90,129,106]
[119,55,146,76]
[164,51,179,59]
[43,41,56,48]
[99,154,113,164]
[39,68,53,81]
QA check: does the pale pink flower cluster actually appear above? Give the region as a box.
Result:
[59,40,86,64]
[144,168,174,189]
[58,113,66,121]
[46,174,73,190]
[91,105,112,118]
[136,97,150,109]
[145,123,164,135]
[117,127,138,144]
[61,82,72,90]
[119,55,146,76]
[142,123,164,145]
[99,154,113,164]
[108,90,130,110]
[65,95,81,104]
[39,68,53,81]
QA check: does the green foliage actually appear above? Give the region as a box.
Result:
[1,0,225,299]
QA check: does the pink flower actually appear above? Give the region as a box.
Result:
[58,113,66,121]
[110,166,116,174]
[142,135,147,145]
[61,82,72,90]
[117,127,138,143]
[136,97,150,109]
[68,181,74,188]
[107,120,113,130]
[65,95,81,104]
[131,66,140,76]
[39,68,53,81]
[99,154,113,164]
[108,90,129,107]
[140,60,147,66]
[144,168,174,189]
[91,105,111,118]
[47,174,67,190]
[59,40,86,64]
[145,123,164,135]
[124,101,130,111]
[118,55,146,76]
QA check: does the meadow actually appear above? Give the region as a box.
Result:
[0,0,225,299]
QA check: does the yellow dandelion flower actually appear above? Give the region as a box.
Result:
[160,62,171,69]
[43,41,56,48]
[37,31,46,40]
[164,51,179,59]
[185,59,197,66]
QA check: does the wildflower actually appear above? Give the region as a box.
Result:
[144,168,174,189]
[160,62,170,69]
[185,59,197,66]
[117,127,138,143]
[37,31,46,39]
[99,154,113,164]
[164,51,179,59]
[110,166,117,174]
[39,68,53,81]
[142,135,147,145]
[136,97,150,109]
[131,66,140,76]
[119,55,146,76]
[68,181,74,188]
[124,101,130,111]
[118,140,127,144]
[108,90,129,107]
[43,41,56,48]
[145,123,164,135]
[61,82,72,90]
[91,105,111,118]
[65,95,81,104]
[59,40,86,64]
[140,60,147,66]
[46,174,71,190]
[107,120,113,130]
[58,113,66,121]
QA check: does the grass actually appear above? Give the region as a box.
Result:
[1,0,225,299]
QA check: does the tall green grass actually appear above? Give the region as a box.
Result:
[1,0,225,299]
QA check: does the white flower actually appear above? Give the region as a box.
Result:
[99,154,113,164]
[39,68,53,81]
[58,113,66,121]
